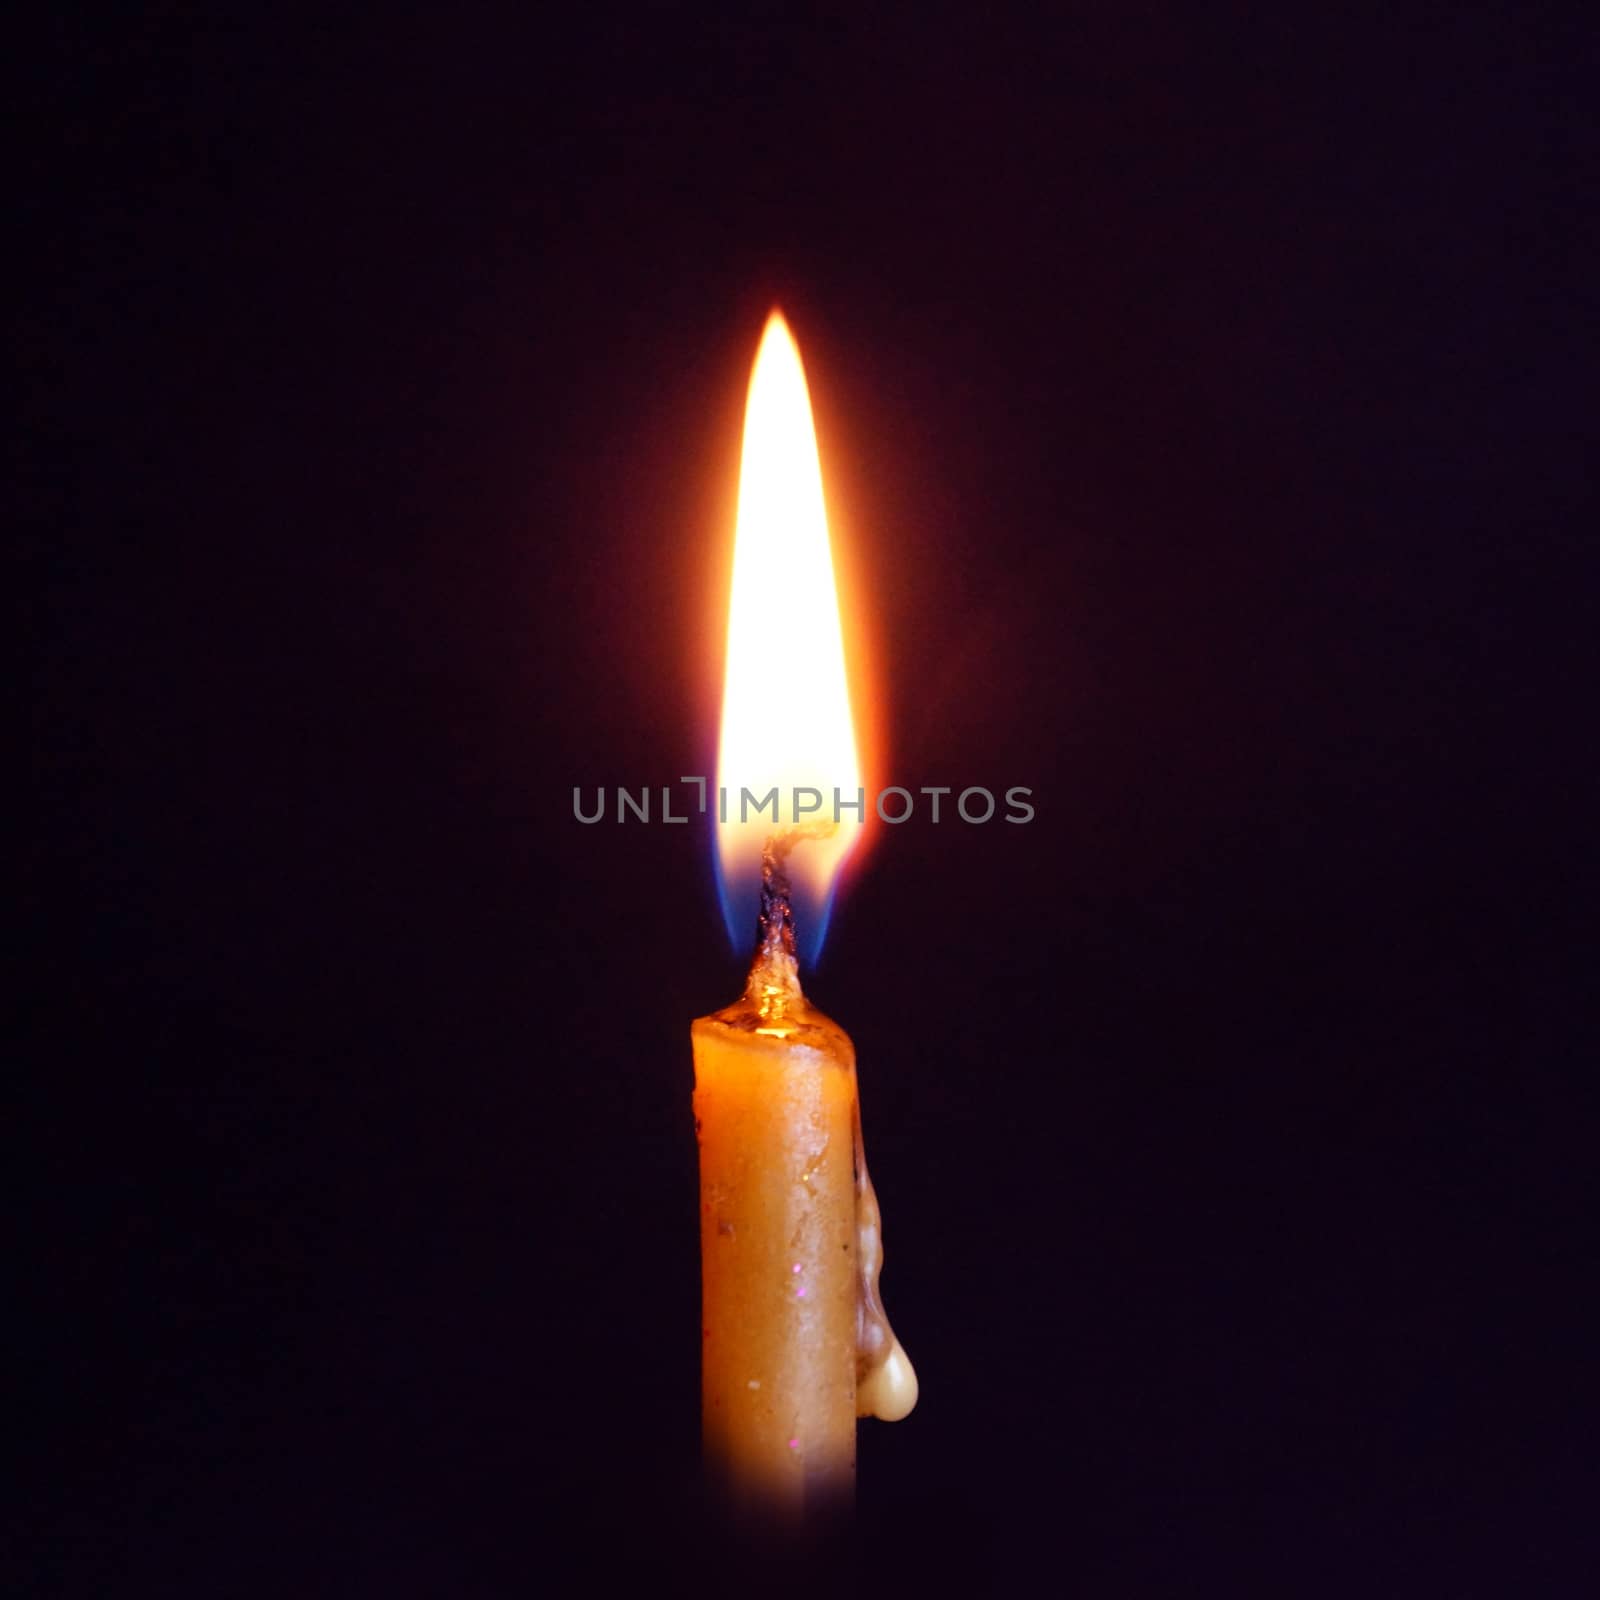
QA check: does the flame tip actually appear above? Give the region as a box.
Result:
[759,307,797,348]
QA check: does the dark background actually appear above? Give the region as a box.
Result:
[14,5,1595,1594]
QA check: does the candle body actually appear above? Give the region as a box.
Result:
[693,999,858,1521]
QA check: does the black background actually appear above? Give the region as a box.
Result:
[15,6,1595,1594]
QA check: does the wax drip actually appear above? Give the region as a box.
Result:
[852,1100,918,1421]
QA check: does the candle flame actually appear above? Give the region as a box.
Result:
[716,312,862,959]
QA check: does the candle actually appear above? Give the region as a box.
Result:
[694,313,916,1526]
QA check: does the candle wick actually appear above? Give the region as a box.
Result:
[746,823,835,1016]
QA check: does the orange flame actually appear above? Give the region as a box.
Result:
[716,312,863,950]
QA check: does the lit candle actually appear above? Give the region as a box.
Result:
[694,313,916,1526]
